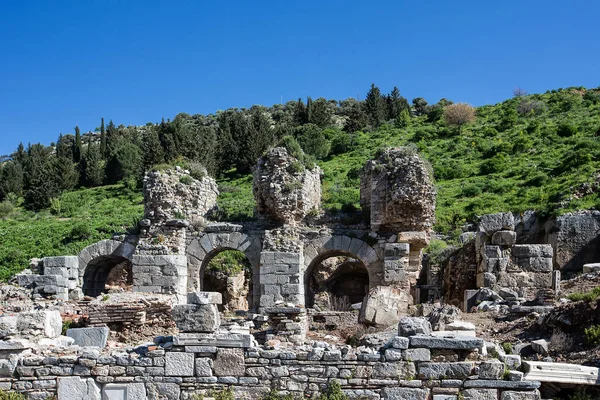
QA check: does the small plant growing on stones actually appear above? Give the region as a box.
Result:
[261,390,295,400]
[501,342,513,354]
[179,175,194,185]
[101,294,110,302]
[584,324,600,347]
[209,387,235,400]
[317,380,348,400]
[0,390,27,400]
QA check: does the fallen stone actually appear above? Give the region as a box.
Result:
[446,321,476,331]
[398,317,432,337]
[187,291,223,305]
[478,359,505,379]
[172,303,220,332]
[360,286,412,327]
[499,288,519,300]
[66,327,109,348]
[0,316,17,339]
[531,339,549,356]
[17,310,62,339]
[583,263,600,273]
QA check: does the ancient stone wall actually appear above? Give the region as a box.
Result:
[360,148,436,233]
[253,147,322,224]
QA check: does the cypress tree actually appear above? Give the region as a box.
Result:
[23,144,59,210]
[100,118,107,157]
[74,126,82,162]
[142,128,165,170]
[293,98,308,126]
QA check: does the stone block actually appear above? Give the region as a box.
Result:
[171,304,220,332]
[146,382,180,400]
[187,291,223,305]
[384,243,410,258]
[213,348,245,376]
[372,361,416,379]
[391,336,410,349]
[501,391,541,400]
[165,352,194,376]
[583,263,600,273]
[511,244,552,258]
[380,387,429,400]
[462,388,498,399]
[479,213,515,234]
[418,362,473,379]
[44,255,79,270]
[404,348,431,362]
[360,286,412,326]
[66,327,109,347]
[410,335,484,349]
[102,383,146,400]
[195,357,213,377]
[479,359,505,379]
[491,230,517,246]
[57,377,101,400]
[0,316,17,339]
[398,317,432,337]
[17,310,62,339]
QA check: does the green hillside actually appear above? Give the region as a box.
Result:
[1,86,599,279]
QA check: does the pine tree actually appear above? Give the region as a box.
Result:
[23,144,59,210]
[74,126,82,162]
[364,83,387,128]
[308,98,332,128]
[100,118,107,157]
[104,142,143,184]
[387,87,410,120]
[106,120,119,155]
[13,142,27,166]
[80,144,104,187]
[240,108,274,173]
[0,161,24,200]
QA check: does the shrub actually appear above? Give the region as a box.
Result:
[550,329,574,352]
[516,99,546,115]
[557,123,578,137]
[501,342,513,354]
[0,391,27,400]
[568,287,600,302]
[462,184,482,197]
[210,387,235,400]
[179,175,194,185]
[262,390,295,400]
[584,324,600,347]
[68,223,94,242]
[480,153,507,174]
[317,380,348,400]
[0,200,13,218]
[443,103,476,128]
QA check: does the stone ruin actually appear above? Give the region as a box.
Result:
[2,146,595,399]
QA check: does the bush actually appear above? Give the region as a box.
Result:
[480,153,507,174]
[0,200,13,218]
[557,123,578,137]
[462,184,482,197]
[67,223,94,242]
[317,380,348,400]
[210,387,235,400]
[584,324,600,347]
[261,390,295,400]
[516,99,546,115]
[179,175,194,185]
[443,103,476,128]
[0,391,27,400]
[567,287,600,302]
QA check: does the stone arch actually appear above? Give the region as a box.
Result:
[77,240,137,296]
[303,235,383,307]
[186,232,262,308]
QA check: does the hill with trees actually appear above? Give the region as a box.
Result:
[0,84,599,279]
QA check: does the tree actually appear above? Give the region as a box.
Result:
[0,161,24,200]
[293,98,308,126]
[395,109,411,129]
[364,83,387,127]
[239,107,274,172]
[100,118,107,157]
[74,126,82,162]
[104,142,143,184]
[386,86,410,120]
[308,98,333,128]
[52,154,78,191]
[180,124,218,175]
[105,120,120,155]
[56,133,75,161]
[295,124,330,160]
[23,144,59,210]
[443,103,476,130]
[141,127,165,170]
[513,86,528,97]
[412,97,429,116]
[342,99,367,132]
[80,144,104,187]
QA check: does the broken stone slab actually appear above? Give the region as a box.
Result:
[418,362,473,379]
[204,223,244,233]
[509,306,554,315]
[173,332,253,348]
[479,212,515,234]
[16,310,62,339]
[410,335,484,350]
[172,303,220,332]
[432,330,476,338]
[398,317,432,337]
[499,288,519,301]
[446,321,476,331]
[583,263,600,273]
[479,359,505,379]
[57,376,101,400]
[187,291,223,305]
[396,231,430,247]
[0,316,17,339]
[66,327,110,348]
[523,360,599,385]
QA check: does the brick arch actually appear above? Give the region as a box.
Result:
[186,232,262,306]
[302,235,383,307]
[78,239,136,279]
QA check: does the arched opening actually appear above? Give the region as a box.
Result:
[201,249,254,313]
[306,254,369,311]
[82,255,133,297]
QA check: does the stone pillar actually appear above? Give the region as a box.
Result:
[258,251,303,310]
[383,243,410,285]
[132,255,187,302]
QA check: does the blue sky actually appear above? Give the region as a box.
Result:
[1,0,599,155]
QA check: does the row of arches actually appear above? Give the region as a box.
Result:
[76,235,380,314]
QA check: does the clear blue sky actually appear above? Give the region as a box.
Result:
[1,0,599,156]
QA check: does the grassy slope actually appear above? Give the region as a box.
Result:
[1,87,599,280]
[0,184,143,280]
[218,88,600,234]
